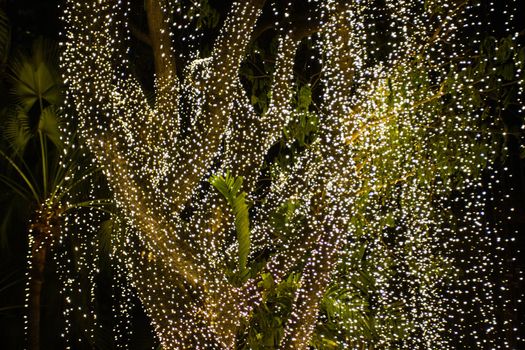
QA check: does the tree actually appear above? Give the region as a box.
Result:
[0,37,110,350]
[60,0,524,349]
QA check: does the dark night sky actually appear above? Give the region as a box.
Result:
[6,0,61,42]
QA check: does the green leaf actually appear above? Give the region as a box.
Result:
[210,171,251,274]
[298,85,312,112]
[259,272,274,291]
[38,105,63,149]
[0,149,40,202]
[9,38,62,112]
[496,36,513,63]
[3,110,31,154]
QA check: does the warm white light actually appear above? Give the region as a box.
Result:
[53,0,523,348]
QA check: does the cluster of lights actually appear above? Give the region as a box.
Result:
[52,0,524,349]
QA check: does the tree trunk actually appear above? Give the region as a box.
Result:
[28,229,47,350]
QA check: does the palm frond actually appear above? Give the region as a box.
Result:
[3,109,31,154]
[49,131,81,195]
[0,173,32,200]
[30,37,59,69]
[0,270,24,315]
[0,149,40,202]
[9,40,62,112]
[53,165,101,203]
[0,203,13,251]
[67,199,114,211]
[38,105,64,149]
[0,8,10,67]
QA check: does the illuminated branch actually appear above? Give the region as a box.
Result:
[96,138,203,282]
[220,2,324,193]
[209,0,267,82]
[280,215,342,349]
[119,237,221,348]
[221,84,265,192]
[146,0,176,79]
[222,32,300,193]
[263,32,302,146]
[158,0,267,213]
[145,0,180,136]
[276,3,361,346]
[319,1,357,134]
[62,0,203,286]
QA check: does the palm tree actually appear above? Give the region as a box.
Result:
[0,38,110,350]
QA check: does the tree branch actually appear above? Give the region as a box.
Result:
[319,2,356,125]
[62,0,205,285]
[95,137,203,284]
[160,0,267,213]
[145,0,180,138]
[276,4,361,346]
[280,221,340,350]
[221,31,300,195]
[220,0,326,195]
[119,237,221,348]
[210,0,267,79]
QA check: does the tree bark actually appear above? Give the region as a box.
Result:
[28,228,48,350]
[61,0,356,348]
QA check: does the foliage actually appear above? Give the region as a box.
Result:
[0,35,112,349]
[210,171,251,276]
[250,24,525,349]
[304,31,523,349]
[58,0,525,349]
[0,8,10,68]
[240,272,300,349]
[188,0,220,30]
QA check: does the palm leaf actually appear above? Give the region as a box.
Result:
[9,38,62,111]
[0,149,40,202]
[233,191,250,272]
[38,105,63,149]
[0,173,32,200]
[0,203,14,251]
[3,109,31,154]
[0,270,25,315]
[0,8,10,67]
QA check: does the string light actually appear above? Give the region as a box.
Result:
[55,0,523,348]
